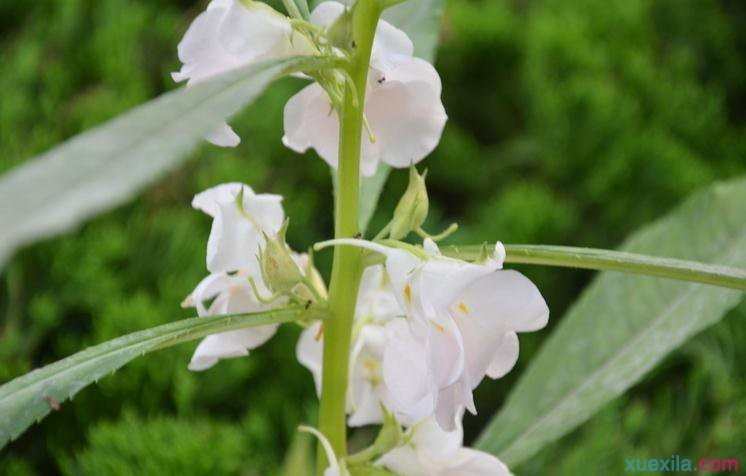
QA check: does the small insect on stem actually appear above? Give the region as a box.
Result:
[44,396,61,411]
[305,300,313,310]
[354,232,362,239]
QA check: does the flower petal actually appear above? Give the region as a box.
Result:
[309,1,346,27]
[241,190,284,236]
[459,270,549,333]
[282,83,341,168]
[192,182,249,217]
[188,324,278,371]
[173,6,234,84]
[348,379,384,427]
[413,413,464,458]
[199,184,284,273]
[434,378,474,431]
[205,122,241,147]
[426,317,464,389]
[377,446,425,476]
[486,332,520,380]
[206,198,260,272]
[218,1,291,61]
[182,273,233,316]
[371,20,414,68]
[382,319,435,421]
[366,57,446,169]
[296,322,324,395]
[449,448,512,475]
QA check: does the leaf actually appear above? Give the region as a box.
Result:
[476,177,746,466]
[445,244,746,291]
[0,56,323,268]
[294,0,311,19]
[330,0,445,233]
[282,0,311,19]
[0,306,314,449]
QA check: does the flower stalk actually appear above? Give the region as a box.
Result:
[317,0,383,470]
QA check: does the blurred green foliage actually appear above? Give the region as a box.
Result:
[0,0,744,474]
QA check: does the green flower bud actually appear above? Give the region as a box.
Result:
[260,220,304,294]
[389,166,429,240]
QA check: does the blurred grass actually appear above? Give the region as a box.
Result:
[0,0,744,474]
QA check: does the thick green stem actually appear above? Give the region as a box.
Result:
[317,0,382,471]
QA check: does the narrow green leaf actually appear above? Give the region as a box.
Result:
[329,0,444,234]
[445,245,746,291]
[476,177,746,466]
[294,0,311,19]
[0,306,315,449]
[0,56,325,268]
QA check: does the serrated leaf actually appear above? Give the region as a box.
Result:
[0,56,322,269]
[0,306,312,449]
[476,177,746,466]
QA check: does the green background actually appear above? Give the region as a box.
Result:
[1,0,745,474]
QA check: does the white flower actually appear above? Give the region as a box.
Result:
[173,0,311,147]
[297,265,402,426]
[182,182,290,371]
[322,238,549,430]
[181,269,278,371]
[377,412,512,476]
[192,182,284,273]
[282,1,447,177]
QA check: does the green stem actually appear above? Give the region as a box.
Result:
[317,0,382,471]
[445,244,746,291]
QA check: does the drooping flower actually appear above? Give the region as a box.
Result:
[282,1,447,176]
[377,412,512,476]
[182,182,304,371]
[192,182,284,273]
[173,0,312,147]
[297,265,402,426]
[320,238,549,430]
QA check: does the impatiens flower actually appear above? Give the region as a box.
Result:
[320,238,549,430]
[297,265,402,426]
[182,182,303,371]
[173,0,312,147]
[282,1,447,177]
[192,182,284,273]
[377,412,512,476]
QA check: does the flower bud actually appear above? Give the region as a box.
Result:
[260,220,305,294]
[389,167,429,240]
